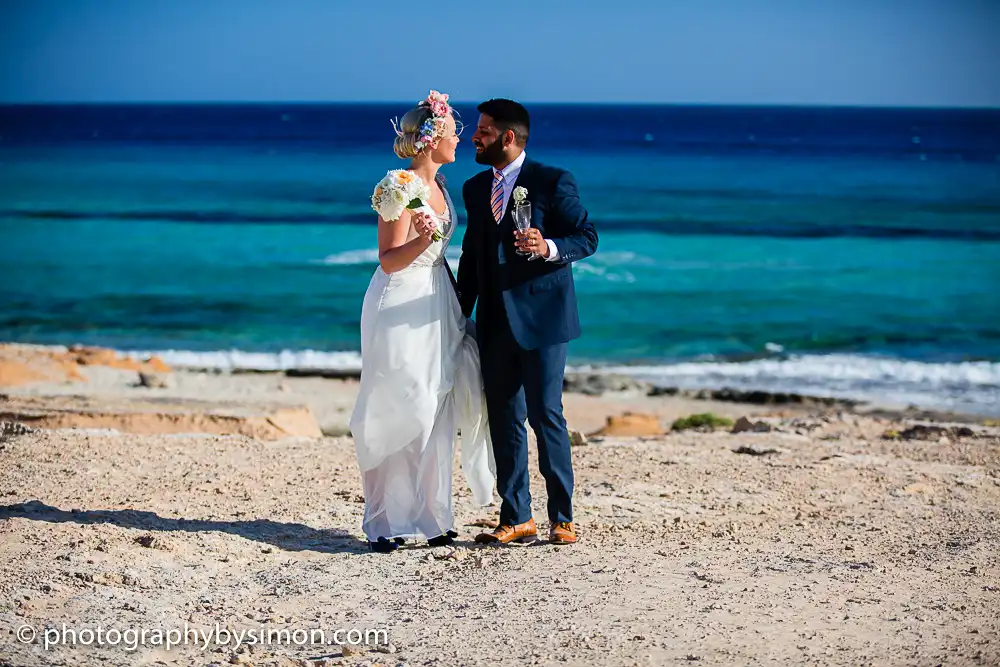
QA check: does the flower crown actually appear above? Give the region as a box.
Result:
[391,90,452,153]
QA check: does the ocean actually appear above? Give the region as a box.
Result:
[1,103,999,414]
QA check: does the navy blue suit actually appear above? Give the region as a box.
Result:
[457,157,598,525]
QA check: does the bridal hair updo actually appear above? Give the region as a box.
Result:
[393,106,435,159]
[392,90,453,159]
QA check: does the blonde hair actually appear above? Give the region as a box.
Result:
[393,105,435,159]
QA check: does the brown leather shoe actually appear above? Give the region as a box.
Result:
[474,517,538,544]
[549,521,577,545]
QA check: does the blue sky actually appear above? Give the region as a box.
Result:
[2,0,998,106]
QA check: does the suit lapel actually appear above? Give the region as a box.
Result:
[475,170,494,265]
[481,170,494,221]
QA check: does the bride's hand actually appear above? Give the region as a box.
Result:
[411,211,438,242]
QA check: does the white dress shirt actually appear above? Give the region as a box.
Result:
[493,151,559,261]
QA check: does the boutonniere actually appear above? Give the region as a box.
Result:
[512,186,528,205]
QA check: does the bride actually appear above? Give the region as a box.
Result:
[348,91,495,553]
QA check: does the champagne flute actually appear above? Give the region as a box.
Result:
[512,203,537,259]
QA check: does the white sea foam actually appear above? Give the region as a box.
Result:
[125,348,362,372]
[314,247,463,266]
[313,249,379,265]
[576,354,1000,415]
[39,343,997,414]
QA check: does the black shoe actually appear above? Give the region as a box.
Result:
[369,537,399,553]
[427,530,459,547]
[393,537,407,545]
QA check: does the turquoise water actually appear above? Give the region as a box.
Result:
[2,104,999,413]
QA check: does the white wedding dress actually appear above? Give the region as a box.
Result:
[349,191,495,542]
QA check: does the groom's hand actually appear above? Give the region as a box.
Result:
[514,229,550,257]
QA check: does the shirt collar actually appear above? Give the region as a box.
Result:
[493,151,527,180]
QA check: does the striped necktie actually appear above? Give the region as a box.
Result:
[490,170,504,222]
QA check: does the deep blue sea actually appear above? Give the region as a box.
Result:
[2,103,999,414]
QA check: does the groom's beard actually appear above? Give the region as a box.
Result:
[474,139,507,166]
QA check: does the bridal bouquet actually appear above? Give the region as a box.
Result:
[371,170,442,241]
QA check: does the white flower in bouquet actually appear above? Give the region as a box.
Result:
[370,170,441,241]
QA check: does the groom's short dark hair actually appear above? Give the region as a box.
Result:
[478,99,530,146]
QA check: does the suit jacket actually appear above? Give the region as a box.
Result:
[456,157,598,350]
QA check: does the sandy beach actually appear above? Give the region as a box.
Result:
[1,345,998,666]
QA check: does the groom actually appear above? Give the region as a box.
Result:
[456,99,598,545]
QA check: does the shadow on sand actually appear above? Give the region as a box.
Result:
[0,500,372,555]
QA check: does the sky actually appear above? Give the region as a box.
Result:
[1,0,999,107]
